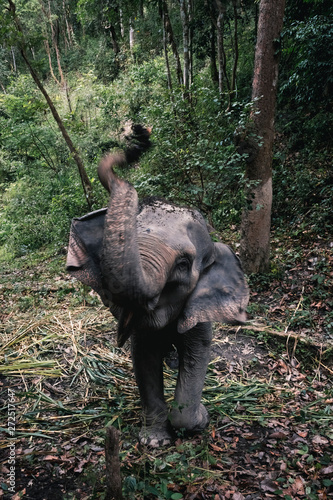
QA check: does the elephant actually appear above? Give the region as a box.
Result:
[66,126,249,447]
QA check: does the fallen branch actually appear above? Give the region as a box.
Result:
[238,323,325,349]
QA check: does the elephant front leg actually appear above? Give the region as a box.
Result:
[170,323,212,433]
[131,332,172,447]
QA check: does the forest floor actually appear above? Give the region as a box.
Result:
[0,230,332,500]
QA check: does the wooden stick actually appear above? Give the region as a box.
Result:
[105,426,123,500]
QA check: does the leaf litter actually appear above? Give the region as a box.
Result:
[0,237,332,499]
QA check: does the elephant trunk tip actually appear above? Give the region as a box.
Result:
[98,124,152,193]
[98,152,126,192]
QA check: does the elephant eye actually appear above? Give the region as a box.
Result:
[175,257,192,273]
[168,256,193,284]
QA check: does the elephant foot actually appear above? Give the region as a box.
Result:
[139,425,174,448]
[170,403,209,433]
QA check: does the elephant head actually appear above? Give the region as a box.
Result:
[66,154,249,346]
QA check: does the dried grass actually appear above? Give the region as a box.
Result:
[1,304,331,451]
[1,306,139,444]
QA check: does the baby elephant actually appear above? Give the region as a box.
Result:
[66,127,248,447]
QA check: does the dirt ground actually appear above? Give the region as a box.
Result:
[0,236,332,499]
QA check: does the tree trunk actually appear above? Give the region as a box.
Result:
[180,0,190,96]
[63,0,74,49]
[109,24,120,54]
[161,0,183,86]
[11,46,16,72]
[44,38,61,85]
[24,50,93,208]
[0,80,6,93]
[7,0,95,210]
[48,0,65,88]
[40,0,73,115]
[239,0,286,274]
[228,0,239,109]
[216,9,224,93]
[209,9,218,84]
[39,0,66,88]
[129,18,135,50]
[161,2,172,90]
[186,0,193,87]
[215,1,229,94]
[119,8,125,38]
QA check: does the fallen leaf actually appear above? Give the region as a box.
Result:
[43,455,62,461]
[242,432,257,440]
[280,461,287,471]
[260,478,278,492]
[292,477,305,495]
[233,493,245,500]
[297,430,308,438]
[210,443,224,452]
[269,431,288,440]
[312,435,329,445]
[321,465,333,475]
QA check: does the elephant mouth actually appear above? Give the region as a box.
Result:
[117,298,184,347]
[117,307,166,347]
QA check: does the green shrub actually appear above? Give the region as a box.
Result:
[128,87,248,230]
[1,170,90,256]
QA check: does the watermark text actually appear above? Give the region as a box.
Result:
[7,388,16,494]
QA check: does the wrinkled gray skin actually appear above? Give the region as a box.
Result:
[66,153,249,447]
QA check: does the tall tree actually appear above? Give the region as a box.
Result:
[215,0,228,94]
[160,0,173,90]
[162,0,183,86]
[239,0,286,274]
[212,0,239,108]
[6,0,95,210]
[229,0,239,105]
[180,0,191,95]
[206,0,218,84]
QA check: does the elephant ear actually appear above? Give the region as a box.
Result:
[178,243,249,333]
[66,209,110,305]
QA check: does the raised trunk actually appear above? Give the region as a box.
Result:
[98,156,171,308]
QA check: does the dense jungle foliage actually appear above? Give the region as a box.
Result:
[0,0,332,261]
[1,2,333,499]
